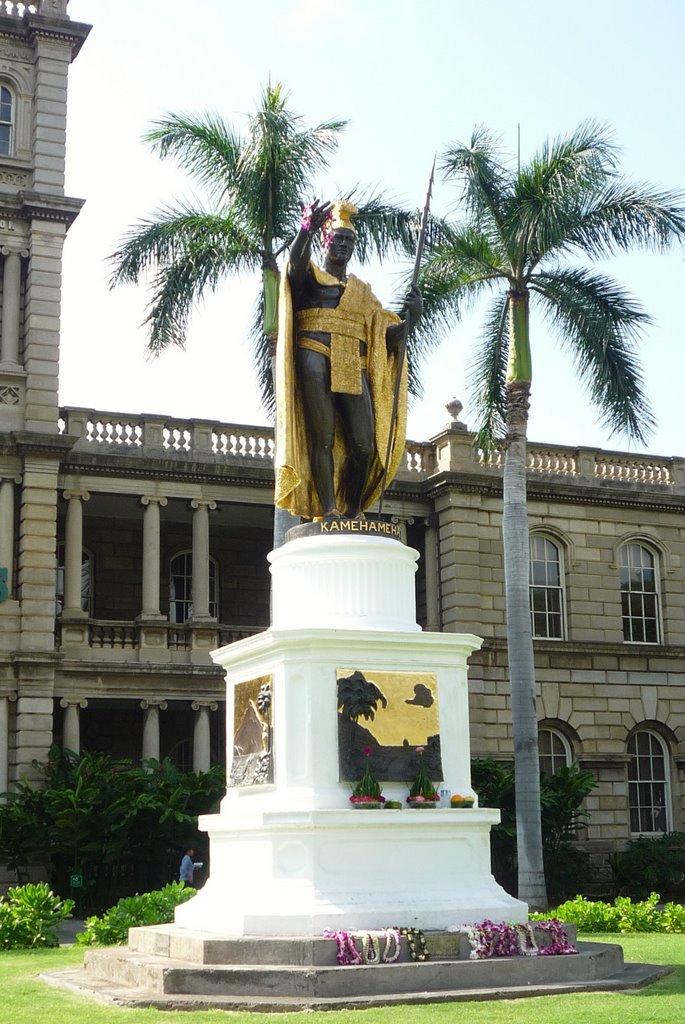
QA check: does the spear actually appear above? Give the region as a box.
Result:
[377,157,436,519]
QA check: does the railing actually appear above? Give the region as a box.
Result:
[594,455,672,486]
[58,406,684,492]
[55,618,265,651]
[1,2,41,16]
[90,621,138,649]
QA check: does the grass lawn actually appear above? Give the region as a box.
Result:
[2,934,684,1024]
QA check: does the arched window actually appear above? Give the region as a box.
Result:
[538,727,572,776]
[529,534,565,639]
[55,543,93,616]
[0,85,14,157]
[627,729,670,834]
[619,542,661,643]
[169,550,218,623]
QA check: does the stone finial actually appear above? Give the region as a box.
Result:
[445,397,467,432]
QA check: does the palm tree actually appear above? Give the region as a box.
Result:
[414,121,685,907]
[109,82,419,418]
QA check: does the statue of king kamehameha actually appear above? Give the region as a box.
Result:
[274,200,422,521]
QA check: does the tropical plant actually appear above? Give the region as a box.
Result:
[0,883,74,950]
[75,881,195,947]
[416,121,685,906]
[471,758,597,900]
[108,83,419,416]
[0,750,225,912]
[609,832,685,898]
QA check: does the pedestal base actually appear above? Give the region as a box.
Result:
[175,806,526,935]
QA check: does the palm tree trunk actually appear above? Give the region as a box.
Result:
[503,292,547,910]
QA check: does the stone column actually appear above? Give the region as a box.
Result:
[62,490,89,617]
[190,499,217,621]
[0,477,18,599]
[0,693,16,798]
[0,248,26,367]
[140,497,167,619]
[140,699,167,766]
[192,700,218,773]
[59,697,88,755]
[424,514,441,632]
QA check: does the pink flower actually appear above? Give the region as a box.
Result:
[300,204,313,232]
[363,746,373,757]
[415,746,425,753]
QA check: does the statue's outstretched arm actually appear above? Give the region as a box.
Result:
[288,200,332,292]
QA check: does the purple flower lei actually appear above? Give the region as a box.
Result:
[465,918,577,959]
[323,928,362,965]
[300,203,334,246]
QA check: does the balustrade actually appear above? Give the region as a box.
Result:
[58,406,684,493]
[1,2,42,17]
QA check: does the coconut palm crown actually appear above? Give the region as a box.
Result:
[108,83,421,414]
[414,120,685,908]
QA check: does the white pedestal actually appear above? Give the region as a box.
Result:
[175,535,527,934]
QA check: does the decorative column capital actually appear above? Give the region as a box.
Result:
[0,692,17,703]
[59,697,88,710]
[0,248,28,259]
[190,499,217,512]
[63,489,90,503]
[141,496,168,508]
[191,700,218,713]
[140,699,168,712]
[0,475,21,486]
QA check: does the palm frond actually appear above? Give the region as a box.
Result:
[561,181,685,258]
[531,267,655,442]
[509,120,619,268]
[398,237,504,400]
[441,125,513,237]
[238,83,347,248]
[139,230,261,354]
[467,292,509,454]
[108,205,259,288]
[249,293,275,417]
[144,113,243,201]
[343,189,417,264]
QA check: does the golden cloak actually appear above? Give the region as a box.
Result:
[274,261,408,519]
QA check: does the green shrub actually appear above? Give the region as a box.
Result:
[75,881,195,946]
[0,749,225,912]
[471,758,597,900]
[0,882,74,949]
[535,891,685,933]
[610,832,685,898]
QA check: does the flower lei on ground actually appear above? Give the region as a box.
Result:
[407,746,439,804]
[399,926,429,961]
[464,919,576,959]
[323,927,401,965]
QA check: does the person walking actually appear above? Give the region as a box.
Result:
[179,846,195,884]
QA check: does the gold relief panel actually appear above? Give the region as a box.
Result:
[229,674,273,787]
[336,668,442,783]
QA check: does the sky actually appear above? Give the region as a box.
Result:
[60,0,685,456]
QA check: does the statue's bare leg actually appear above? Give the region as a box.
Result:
[338,375,375,517]
[296,347,338,516]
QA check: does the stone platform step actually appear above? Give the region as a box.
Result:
[40,926,672,1011]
